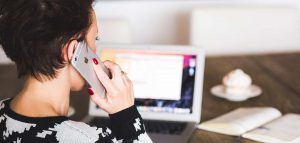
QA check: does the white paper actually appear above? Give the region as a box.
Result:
[198,107,282,136]
[243,114,300,143]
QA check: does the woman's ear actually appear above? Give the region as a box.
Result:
[63,40,78,62]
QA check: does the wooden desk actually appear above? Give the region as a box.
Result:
[190,53,300,143]
[1,53,299,143]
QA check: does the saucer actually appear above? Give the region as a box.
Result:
[210,85,262,102]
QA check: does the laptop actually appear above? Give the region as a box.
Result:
[85,44,205,143]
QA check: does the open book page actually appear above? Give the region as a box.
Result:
[243,114,300,143]
[198,107,282,136]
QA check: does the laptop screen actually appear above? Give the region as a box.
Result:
[100,49,197,115]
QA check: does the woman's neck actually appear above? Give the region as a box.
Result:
[11,70,71,117]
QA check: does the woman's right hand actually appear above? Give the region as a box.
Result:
[88,59,134,114]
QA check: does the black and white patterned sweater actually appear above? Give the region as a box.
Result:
[0,98,152,143]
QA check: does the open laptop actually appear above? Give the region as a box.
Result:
[85,44,205,143]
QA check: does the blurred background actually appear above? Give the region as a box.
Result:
[1,0,300,64]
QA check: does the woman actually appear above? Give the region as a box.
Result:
[0,0,152,142]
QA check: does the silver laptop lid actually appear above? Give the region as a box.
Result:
[89,44,205,123]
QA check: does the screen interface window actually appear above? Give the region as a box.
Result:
[100,49,197,114]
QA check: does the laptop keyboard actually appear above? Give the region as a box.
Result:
[88,117,187,135]
[144,120,187,135]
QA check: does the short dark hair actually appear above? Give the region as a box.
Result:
[0,0,94,80]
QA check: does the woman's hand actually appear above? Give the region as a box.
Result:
[88,59,134,114]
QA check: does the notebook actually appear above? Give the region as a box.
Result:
[197,107,300,143]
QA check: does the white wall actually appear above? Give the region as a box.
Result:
[94,0,300,45]
[1,0,300,63]
[190,5,300,56]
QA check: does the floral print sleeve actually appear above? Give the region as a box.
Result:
[0,98,152,143]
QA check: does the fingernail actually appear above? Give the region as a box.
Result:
[92,58,98,65]
[87,88,94,96]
